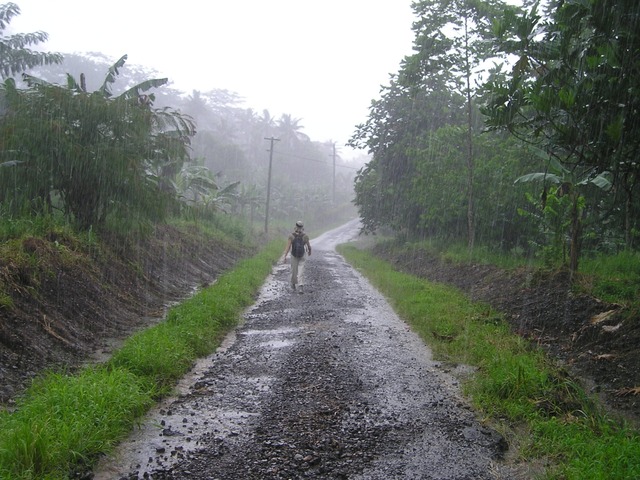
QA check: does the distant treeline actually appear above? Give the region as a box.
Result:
[0,1,360,236]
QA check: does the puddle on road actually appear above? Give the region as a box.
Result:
[94,371,275,479]
[259,339,294,349]
[343,311,372,324]
[244,308,299,322]
[241,326,300,336]
[239,327,299,349]
[93,319,279,480]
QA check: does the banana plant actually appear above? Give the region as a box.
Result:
[234,183,264,224]
[6,55,195,229]
[176,161,220,204]
[515,149,612,275]
[201,181,240,214]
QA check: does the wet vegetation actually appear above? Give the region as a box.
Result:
[347,5,640,470]
[340,0,640,479]
[340,244,640,479]
[1,3,360,241]
[0,242,283,479]
[0,1,355,399]
[0,4,356,477]
[1,0,640,478]
[350,0,640,277]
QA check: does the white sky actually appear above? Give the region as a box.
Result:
[10,1,416,159]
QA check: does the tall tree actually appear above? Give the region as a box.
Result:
[483,0,640,255]
[411,0,510,249]
[350,0,505,238]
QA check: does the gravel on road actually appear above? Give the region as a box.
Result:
[93,221,516,480]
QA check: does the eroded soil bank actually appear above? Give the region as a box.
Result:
[93,221,524,480]
[371,243,639,426]
[0,225,247,404]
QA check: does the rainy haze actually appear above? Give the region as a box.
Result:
[0,0,639,478]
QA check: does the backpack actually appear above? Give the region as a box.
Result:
[291,232,306,258]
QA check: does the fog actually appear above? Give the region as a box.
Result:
[9,0,416,159]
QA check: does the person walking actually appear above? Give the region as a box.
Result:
[283,220,311,293]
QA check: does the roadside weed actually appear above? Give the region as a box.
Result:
[0,367,154,479]
[578,250,640,306]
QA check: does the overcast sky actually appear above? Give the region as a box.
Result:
[10,1,416,159]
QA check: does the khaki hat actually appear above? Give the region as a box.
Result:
[295,221,303,228]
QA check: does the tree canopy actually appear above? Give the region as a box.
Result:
[350,0,640,271]
[0,3,62,79]
[0,55,196,229]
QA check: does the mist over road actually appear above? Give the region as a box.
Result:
[95,220,513,479]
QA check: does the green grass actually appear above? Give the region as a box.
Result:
[167,211,251,243]
[0,367,154,479]
[0,211,68,243]
[338,243,640,480]
[579,250,640,307]
[440,241,533,270]
[386,236,640,310]
[109,240,279,392]
[0,239,283,479]
[376,236,538,271]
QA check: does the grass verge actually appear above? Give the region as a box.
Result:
[385,237,640,313]
[0,239,283,480]
[338,243,640,480]
[578,250,640,309]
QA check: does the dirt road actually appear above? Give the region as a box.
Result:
[93,220,514,479]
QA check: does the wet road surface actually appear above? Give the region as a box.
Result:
[93,220,513,479]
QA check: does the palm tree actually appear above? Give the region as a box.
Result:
[276,113,309,150]
[259,109,277,137]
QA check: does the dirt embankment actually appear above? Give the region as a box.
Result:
[1,226,638,432]
[372,244,640,426]
[0,225,249,404]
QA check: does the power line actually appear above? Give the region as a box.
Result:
[275,150,363,170]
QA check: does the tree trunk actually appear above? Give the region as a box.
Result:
[569,193,582,277]
[464,15,475,252]
[625,185,632,250]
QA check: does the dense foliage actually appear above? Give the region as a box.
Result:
[350,0,640,272]
[0,3,62,79]
[0,3,359,238]
[1,55,195,230]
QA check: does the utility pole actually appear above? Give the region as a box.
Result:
[330,142,337,204]
[264,136,280,234]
